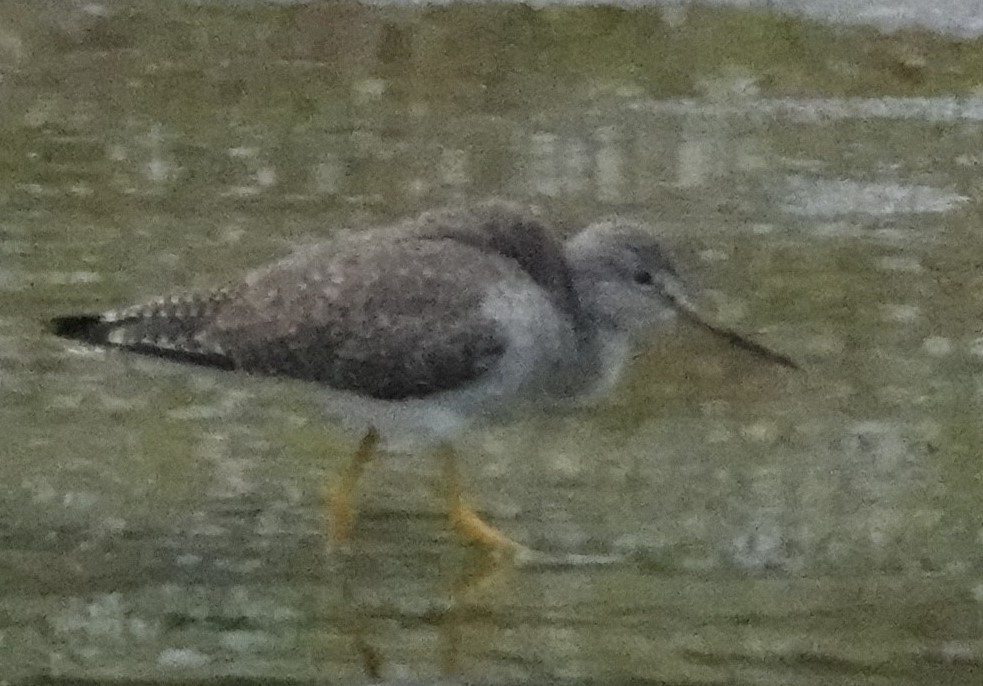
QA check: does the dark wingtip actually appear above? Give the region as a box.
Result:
[49,311,239,372]
[49,314,106,344]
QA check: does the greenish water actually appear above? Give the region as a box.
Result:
[2,2,983,684]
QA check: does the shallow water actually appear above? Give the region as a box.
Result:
[2,2,983,685]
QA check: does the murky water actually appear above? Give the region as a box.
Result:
[2,2,983,685]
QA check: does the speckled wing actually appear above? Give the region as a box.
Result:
[52,234,514,401]
[206,235,515,400]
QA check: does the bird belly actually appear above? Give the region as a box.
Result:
[317,387,471,453]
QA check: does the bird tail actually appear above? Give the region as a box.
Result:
[50,314,118,345]
[49,292,237,371]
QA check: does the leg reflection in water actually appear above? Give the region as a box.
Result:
[336,545,515,681]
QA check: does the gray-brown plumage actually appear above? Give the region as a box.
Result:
[52,204,574,401]
[51,201,796,446]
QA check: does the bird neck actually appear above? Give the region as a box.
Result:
[549,326,631,405]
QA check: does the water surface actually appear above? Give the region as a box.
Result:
[2,3,983,685]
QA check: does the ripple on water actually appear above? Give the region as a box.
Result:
[157,646,212,669]
[780,175,969,218]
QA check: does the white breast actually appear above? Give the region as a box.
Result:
[468,281,577,406]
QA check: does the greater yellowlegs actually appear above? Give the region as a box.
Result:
[50,201,796,555]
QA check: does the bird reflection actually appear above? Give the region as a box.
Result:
[336,543,514,681]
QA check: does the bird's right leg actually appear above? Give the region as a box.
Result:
[326,429,379,546]
[438,443,522,557]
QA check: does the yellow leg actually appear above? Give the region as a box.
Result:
[437,462,522,677]
[439,443,521,556]
[326,429,379,545]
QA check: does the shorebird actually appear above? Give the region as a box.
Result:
[50,202,796,557]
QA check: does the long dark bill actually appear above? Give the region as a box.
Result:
[663,290,799,370]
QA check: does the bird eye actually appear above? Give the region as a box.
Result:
[633,270,654,285]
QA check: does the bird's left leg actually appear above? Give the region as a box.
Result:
[326,428,379,546]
